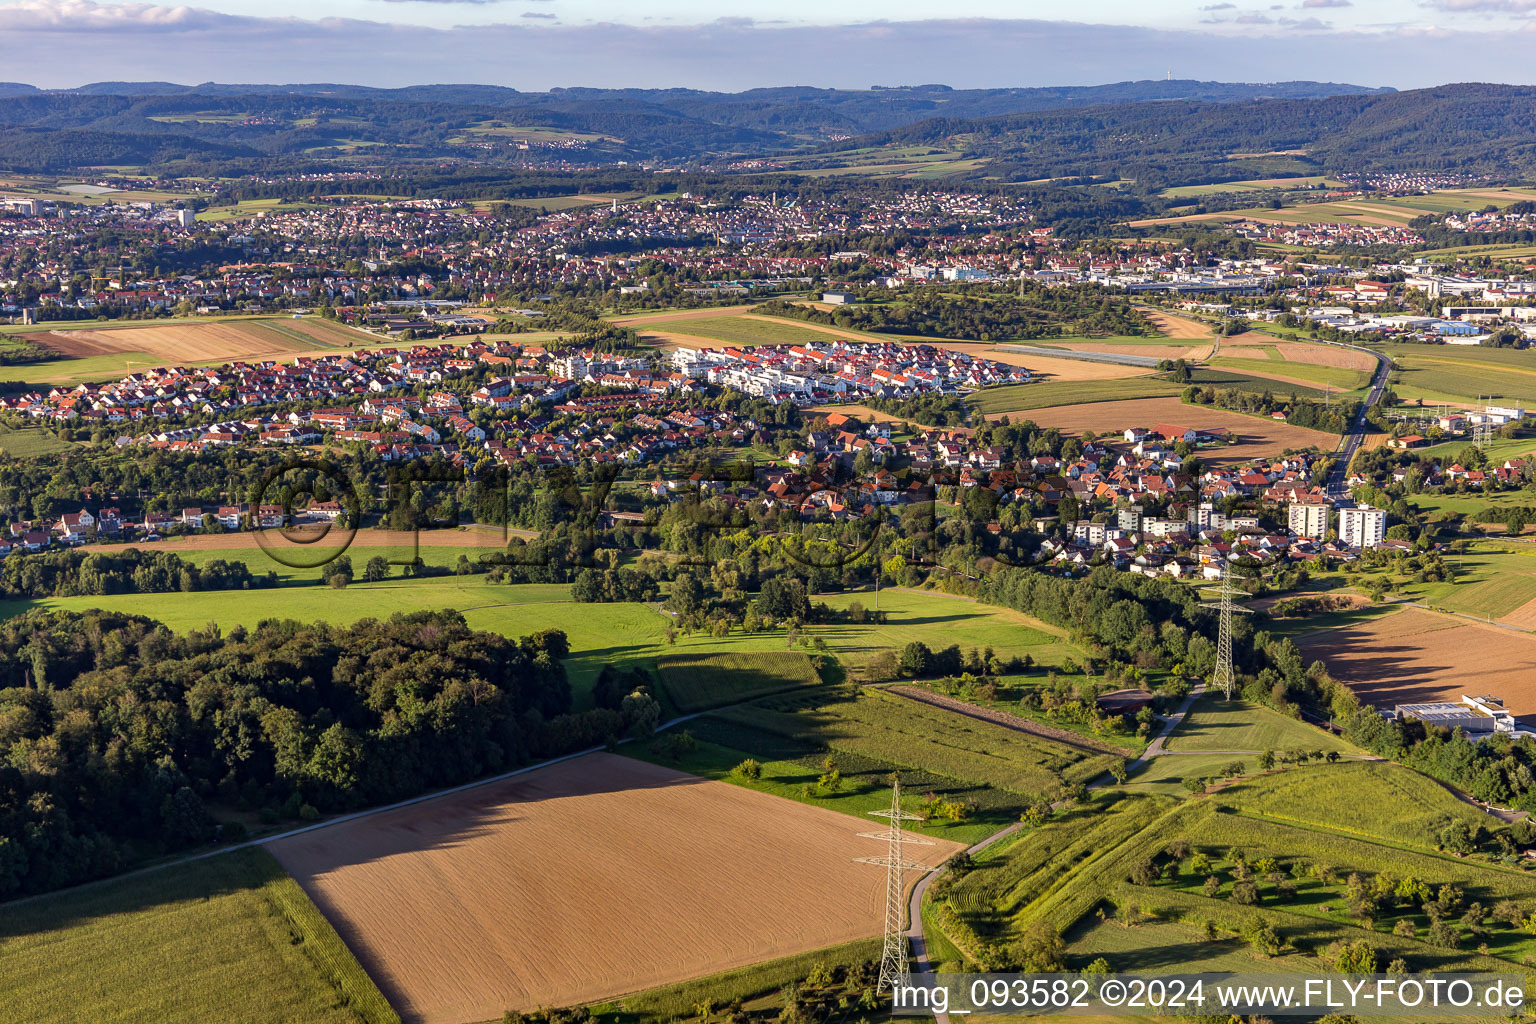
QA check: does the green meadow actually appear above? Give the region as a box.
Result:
[0,848,395,1024]
[0,578,1075,705]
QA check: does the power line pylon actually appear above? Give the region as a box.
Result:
[855,776,931,993]
[1214,560,1235,700]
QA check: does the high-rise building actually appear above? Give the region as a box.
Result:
[1287,497,1332,540]
[1339,505,1387,549]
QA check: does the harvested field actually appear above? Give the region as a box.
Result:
[1298,606,1536,716]
[1274,343,1376,370]
[36,320,315,363]
[1048,341,1207,361]
[1142,310,1215,341]
[267,753,958,1024]
[988,396,1337,464]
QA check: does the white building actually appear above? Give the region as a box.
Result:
[1338,504,1387,549]
[1287,498,1332,540]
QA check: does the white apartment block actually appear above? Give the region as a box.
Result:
[1287,499,1331,540]
[1339,505,1387,549]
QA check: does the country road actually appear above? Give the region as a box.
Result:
[1322,339,1392,501]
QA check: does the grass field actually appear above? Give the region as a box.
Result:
[658,684,1119,841]
[636,314,857,348]
[0,422,74,457]
[1162,693,1360,755]
[656,651,823,712]
[590,938,883,1024]
[0,580,1074,707]
[0,847,396,1024]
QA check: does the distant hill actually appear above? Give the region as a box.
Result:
[831,83,1536,187]
[0,79,1395,171]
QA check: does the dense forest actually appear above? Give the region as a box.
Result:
[0,609,669,898]
[0,548,275,598]
[757,285,1154,341]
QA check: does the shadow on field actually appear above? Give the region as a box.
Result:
[0,845,282,942]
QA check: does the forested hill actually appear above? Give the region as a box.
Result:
[840,83,1536,187]
[0,79,1388,170]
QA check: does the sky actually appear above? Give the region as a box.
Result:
[5,0,1536,90]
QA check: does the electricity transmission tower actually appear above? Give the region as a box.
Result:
[855,777,932,993]
[1214,560,1236,700]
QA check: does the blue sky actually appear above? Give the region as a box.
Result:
[5,1,1536,89]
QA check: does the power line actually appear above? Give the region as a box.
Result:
[855,776,930,993]
[1214,559,1235,700]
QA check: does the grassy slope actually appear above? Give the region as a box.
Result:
[0,848,396,1024]
[1161,692,1361,755]
[655,651,822,713]
[931,760,1536,991]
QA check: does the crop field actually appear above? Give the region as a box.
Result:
[1385,349,1536,405]
[656,651,823,712]
[976,395,1338,461]
[641,684,1115,842]
[968,378,1185,415]
[635,314,849,348]
[267,752,956,1023]
[1296,606,1536,715]
[1161,692,1359,755]
[26,318,343,372]
[0,848,395,1024]
[1208,355,1370,391]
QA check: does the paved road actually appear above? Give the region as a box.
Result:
[907,683,1208,1023]
[1323,340,1392,502]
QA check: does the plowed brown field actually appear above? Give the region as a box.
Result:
[267,753,957,1024]
[38,320,310,361]
[1298,606,1536,716]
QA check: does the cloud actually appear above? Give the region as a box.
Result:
[1199,2,1236,8]
[1301,0,1351,7]
[0,5,1526,92]
[0,0,242,31]
[1423,0,1536,9]
[521,10,555,17]
[372,0,512,5]
[1280,15,1335,27]
[1235,11,1274,21]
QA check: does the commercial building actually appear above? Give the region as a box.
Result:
[1395,695,1522,738]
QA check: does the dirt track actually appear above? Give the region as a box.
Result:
[268,752,958,1024]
